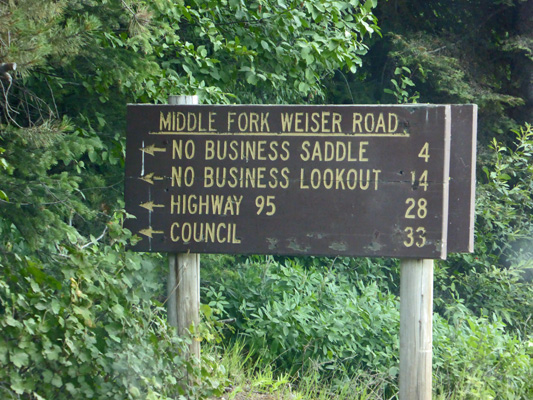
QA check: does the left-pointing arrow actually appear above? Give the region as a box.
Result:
[139,172,164,185]
[139,201,165,212]
[140,144,166,156]
[139,227,164,238]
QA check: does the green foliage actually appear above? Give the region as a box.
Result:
[170,0,379,103]
[204,255,533,398]
[0,122,103,251]
[0,214,226,399]
[434,313,533,399]
[383,66,419,104]
[435,260,533,337]
[1,0,381,397]
[477,123,533,263]
[205,256,400,379]
[211,339,396,400]
[6,0,379,116]
[0,0,89,71]
[1,0,532,398]
[433,123,533,334]
[348,0,531,141]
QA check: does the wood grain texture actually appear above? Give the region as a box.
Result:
[400,258,434,400]
[167,96,201,363]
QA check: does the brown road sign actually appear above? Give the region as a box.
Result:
[125,104,452,258]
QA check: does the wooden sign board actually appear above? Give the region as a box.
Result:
[448,104,477,253]
[125,104,451,259]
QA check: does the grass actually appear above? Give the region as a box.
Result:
[206,338,532,399]
[208,341,398,400]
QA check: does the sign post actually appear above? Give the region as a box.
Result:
[400,258,434,399]
[167,95,200,363]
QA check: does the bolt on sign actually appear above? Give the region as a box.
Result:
[125,104,453,259]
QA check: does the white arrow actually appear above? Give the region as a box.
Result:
[140,144,166,156]
[139,172,164,185]
[139,227,164,238]
[139,201,165,212]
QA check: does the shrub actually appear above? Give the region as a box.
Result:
[205,256,401,378]
[205,255,532,398]
[434,312,532,399]
[0,214,225,399]
[435,123,533,335]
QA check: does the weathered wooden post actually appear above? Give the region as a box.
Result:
[167,95,201,362]
[400,258,434,400]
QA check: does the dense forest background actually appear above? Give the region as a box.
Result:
[0,1,531,399]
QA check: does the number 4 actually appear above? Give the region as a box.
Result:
[418,142,430,162]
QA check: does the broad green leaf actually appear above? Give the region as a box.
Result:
[10,350,29,368]
[111,304,125,318]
